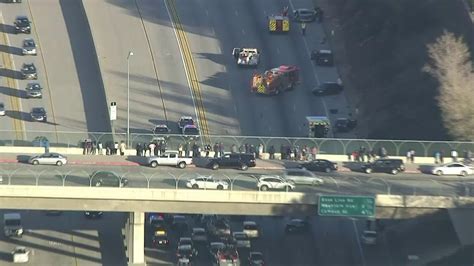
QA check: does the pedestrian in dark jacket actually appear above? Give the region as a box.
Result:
[269,145,275,159]
[213,143,219,158]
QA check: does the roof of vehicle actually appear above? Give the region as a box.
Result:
[4,213,21,219]
[31,107,45,112]
[232,232,247,238]
[318,49,332,54]
[192,227,206,233]
[154,124,168,128]
[294,8,316,14]
[288,218,306,225]
[178,244,192,251]
[363,230,377,236]
[210,242,225,248]
[243,221,257,226]
[241,48,259,53]
[179,116,193,120]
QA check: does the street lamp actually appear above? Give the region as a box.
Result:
[127,51,133,148]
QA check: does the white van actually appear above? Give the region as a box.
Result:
[4,213,23,237]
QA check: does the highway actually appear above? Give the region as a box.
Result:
[0,210,127,266]
[0,162,473,197]
[0,0,110,144]
[81,0,353,140]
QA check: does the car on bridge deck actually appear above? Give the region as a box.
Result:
[299,159,338,173]
[186,176,229,190]
[22,38,37,55]
[257,176,295,191]
[431,163,474,176]
[90,170,128,187]
[28,153,67,166]
[207,153,256,171]
[20,63,37,79]
[285,218,310,234]
[361,159,405,175]
[14,16,31,34]
[30,107,47,122]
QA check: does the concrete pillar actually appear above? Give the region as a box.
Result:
[127,212,145,266]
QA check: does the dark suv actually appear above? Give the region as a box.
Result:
[361,159,405,175]
[14,16,31,34]
[207,153,256,171]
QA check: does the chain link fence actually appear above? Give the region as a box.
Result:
[1,130,474,157]
[0,167,472,197]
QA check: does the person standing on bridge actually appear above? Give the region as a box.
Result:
[301,22,306,36]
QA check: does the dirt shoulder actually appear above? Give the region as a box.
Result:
[315,0,474,141]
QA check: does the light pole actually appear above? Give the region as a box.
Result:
[127,51,133,148]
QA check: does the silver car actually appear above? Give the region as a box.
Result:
[22,38,37,55]
[282,169,324,185]
[0,102,5,116]
[25,83,42,98]
[28,153,67,166]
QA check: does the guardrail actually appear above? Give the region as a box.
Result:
[0,169,473,198]
[1,130,473,158]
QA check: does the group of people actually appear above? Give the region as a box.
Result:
[135,140,167,157]
[82,139,126,156]
[280,144,318,161]
[433,150,473,164]
[348,146,387,162]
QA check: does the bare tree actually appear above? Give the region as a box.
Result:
[424,31,474,140]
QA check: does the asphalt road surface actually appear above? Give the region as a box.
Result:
[0,0,109,144]
[82,0,353,139]
[1,162,473,197]
[0,210,126,266]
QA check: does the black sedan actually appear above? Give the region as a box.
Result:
[299,159,338,173]
[312,82,343,96]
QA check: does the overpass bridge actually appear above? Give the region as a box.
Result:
[0,185,473,265]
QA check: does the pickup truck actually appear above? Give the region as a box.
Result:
[146,151,193,169]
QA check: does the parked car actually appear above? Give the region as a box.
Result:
[0,102,5,116]
[361,230,377,245]
[207,153,256,170]
[208,241,225,260]
[281,169,324,185]
[22,38,37,55]
[293,8,317,22]
[28,153,67,166]
[152,124,170,134]
[30,107,46,122]
[257,176,295,191]
[25,83,42,98]
[186,176,229,190]
[248,251,265,266]
[90,170,128,187]
[146,150,192,169]
[361,159,405,175]
[14,16,31,34]
[299,159,338,173]
[312,82,343,96]
[21,63,37,79]
[191,227,208,243]
[178,116,195,129]
[182,124,199,135]
[431,163,474,176]
[285,219,310,234]
[152,234,169,248]
[232,232,251,249]
[242,221,259,238]
[311,49,333,66]
[84,211,103,219]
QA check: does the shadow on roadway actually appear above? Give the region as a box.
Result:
[125,155,148,165]
[418,164,435,174]
[0,251,11,262]
[59,0,111,133]
[0,68,22,79]
[0,23,16,34]
[342,161,364,172]
[0,86,28,99]
[0,44,23,55]
[5,110,30,122]
[16,155,32,164]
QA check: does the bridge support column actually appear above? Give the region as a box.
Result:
[127,212,145,266]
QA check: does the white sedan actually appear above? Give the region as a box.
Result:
[186,176,229,190]
[431,163,474,176]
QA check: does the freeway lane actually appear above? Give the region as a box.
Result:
[174,0,352,137]
[0,0,109,144]
[0,163,473,197]
[82,0,196,137]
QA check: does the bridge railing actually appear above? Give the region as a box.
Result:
[1,130,474,157]
[0,168,472,198]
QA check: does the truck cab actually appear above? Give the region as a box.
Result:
[4,213,23,237]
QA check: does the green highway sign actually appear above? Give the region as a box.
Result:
[318,195,376,217]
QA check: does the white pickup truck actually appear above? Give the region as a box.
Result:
[147,151,193,169]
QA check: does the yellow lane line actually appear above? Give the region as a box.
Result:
[0,15,25,141]
[166,0,211,144]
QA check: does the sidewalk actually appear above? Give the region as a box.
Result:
[0,152,426,173]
